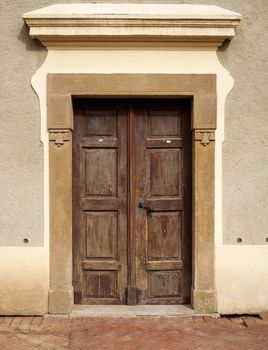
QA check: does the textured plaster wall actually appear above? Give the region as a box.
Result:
[0,2,46,246]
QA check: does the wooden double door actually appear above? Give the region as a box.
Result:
[73,99,192,305]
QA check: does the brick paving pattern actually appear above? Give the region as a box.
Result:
[0,314,268,349]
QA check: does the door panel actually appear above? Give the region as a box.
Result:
[148,271,182,298]
[73,99,191,305]
[147,211,182,260]
[83,149,117,196]
[85,211,118,259]
[148,149,182,197]
[134,101,191,304]
[73,100,127,304]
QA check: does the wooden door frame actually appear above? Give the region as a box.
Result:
[47,74,216,314]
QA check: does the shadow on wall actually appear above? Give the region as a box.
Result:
[218,39,231,52]
[18,23,46,53]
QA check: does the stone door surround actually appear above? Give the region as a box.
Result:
[47,73,216,314]
[23,3,241,314]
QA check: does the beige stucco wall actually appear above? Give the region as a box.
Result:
[0,248,49,314]
[0,0,267,314]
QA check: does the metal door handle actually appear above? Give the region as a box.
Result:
[138,201,152,212]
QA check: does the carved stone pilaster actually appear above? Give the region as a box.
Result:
[194,130,215,146]
[192,127,216,313]
[49,129,71,147]
[49,128,73,314]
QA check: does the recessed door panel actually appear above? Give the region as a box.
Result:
[147,211,182,260]
[85,211,118,259]
[84,111,117,137]
[84,271,117,299]
[148,271,182,298]
[84,148,117,197]
[148,111,181,137]
[148,149,181,197]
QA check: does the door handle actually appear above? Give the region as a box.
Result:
[138,201,152,212]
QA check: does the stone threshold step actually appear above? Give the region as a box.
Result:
[44,305,219,318]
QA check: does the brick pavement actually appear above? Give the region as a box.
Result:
[0,315,268,350]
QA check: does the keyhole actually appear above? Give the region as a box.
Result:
[162,217,168,237]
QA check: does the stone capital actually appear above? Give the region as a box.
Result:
[49,129,71,147]
[194,129,216,146]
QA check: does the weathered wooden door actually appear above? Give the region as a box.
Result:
[72,101,128,304]
[132,101,192,304]
[73,99,191,305]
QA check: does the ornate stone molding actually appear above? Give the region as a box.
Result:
[23,4,241,48]
[194,130,216,146]
[49,130,71,147]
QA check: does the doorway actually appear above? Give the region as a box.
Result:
[72,99,192,305]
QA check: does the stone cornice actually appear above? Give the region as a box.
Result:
[23,4,241,49]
